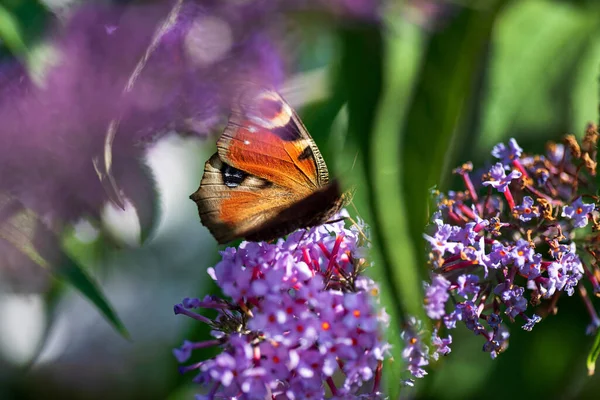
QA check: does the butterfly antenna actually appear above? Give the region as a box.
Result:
[325,204,369,243]
[342,198,368,242]
[350,200,361,218]
[345,214,369,243]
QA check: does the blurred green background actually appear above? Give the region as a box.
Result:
[1,0,600,399]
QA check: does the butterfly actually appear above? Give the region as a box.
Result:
[190,87,348,244]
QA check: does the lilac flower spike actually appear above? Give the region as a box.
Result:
[562,197,595,228]
[422,130,600,374]
[174,217,389,398]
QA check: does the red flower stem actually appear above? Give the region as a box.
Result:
[441,260,475,272]
[507,266,517,283]
[174,305,213,325]
[462,173,479,203]
[512,159,529,179]
[540,261,552,271]
[483,186,491,209]
[525,184,563,206]
[444,254,462,263]
[194,301,231,310]
[326,377,338,396]
[208,382,221,400]
[318,242,331,259]
[373,360,383,393]
[325,234,344,275]
[302,248,316,275]
[178,361,203,374]
[548,291,561,315]
[189,339,222,351]
[253,345,261,363]
[578,285,600,327]
[458,203,477,220]
[448,209,465,224]
[503,188,516,210]
[581,260,600,294]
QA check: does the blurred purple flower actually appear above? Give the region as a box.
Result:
[400,317,451,386]
[430,329,452,359]
[404,0,458,31]
[423,274,450,319]
[0,0,380,291]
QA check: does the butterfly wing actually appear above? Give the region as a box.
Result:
[190,88,343,244]
[191,153,293,243]
[217,89,330,191]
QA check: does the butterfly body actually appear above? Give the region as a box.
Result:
[190,88,346,244]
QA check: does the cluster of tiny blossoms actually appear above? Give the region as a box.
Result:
[415,124,600,377]
[174,217,390,399]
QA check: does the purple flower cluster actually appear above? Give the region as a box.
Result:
[419,126,600,375]
[174,217,390,399]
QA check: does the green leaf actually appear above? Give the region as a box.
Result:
[479,0,598,150]
[0,4,28,58]
[400,1,508,280]
[571,34,600,132]
[587,327,600,375]
[0,202,129,338]
[0,0,51,70]
[336,22,411,398]
[53,252,129,338]
[123,160,161,244]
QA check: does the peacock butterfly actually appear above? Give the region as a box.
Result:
[190,87,348,244]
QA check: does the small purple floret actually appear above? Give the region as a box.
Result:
[482,163,522,192]
[562,197,595,228]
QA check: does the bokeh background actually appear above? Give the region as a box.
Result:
[0,0,600,399]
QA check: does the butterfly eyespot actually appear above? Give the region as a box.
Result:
[245,91,292,129]
[221,163,247,188]
[257,98,283,120]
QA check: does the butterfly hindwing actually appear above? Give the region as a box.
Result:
[191,153,295,244]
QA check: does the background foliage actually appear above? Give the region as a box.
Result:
[1,0,600,399]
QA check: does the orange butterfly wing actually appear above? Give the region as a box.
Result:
[217,89,329,190]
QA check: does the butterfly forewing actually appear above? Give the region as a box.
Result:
[218,121,317,194]
[217,90,329,191]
